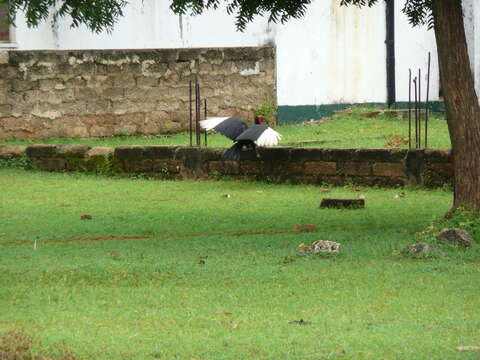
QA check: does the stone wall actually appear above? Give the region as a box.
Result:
[0,145,453,187]
[0,47,276,140]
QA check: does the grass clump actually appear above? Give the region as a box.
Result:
[0,155,28,169]
[442,207,480,238]
[403,206,480,261]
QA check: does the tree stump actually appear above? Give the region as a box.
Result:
[320,198,365,209]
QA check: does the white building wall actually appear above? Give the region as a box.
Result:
[12,0,479,110]
[54,2,270,50]
[276,1,387,105]
[13,12,56,49]
[473,0,480,97]
[463,0,480,98]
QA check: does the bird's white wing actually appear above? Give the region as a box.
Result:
[255,127,282,147]
[199,117,231,131]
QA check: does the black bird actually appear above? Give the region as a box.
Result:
[200,116,282,161]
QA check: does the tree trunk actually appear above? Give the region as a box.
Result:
[432,0,480,209]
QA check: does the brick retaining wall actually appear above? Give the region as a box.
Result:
[0,47,275,140]
[0,145,453,187]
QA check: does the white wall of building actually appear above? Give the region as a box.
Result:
[11,0,479,109]
[13,12,56,49]
[394,1,439,103]
[463,0,480,98]
[47,1,271,50]
[276,1,387,105]
[473,0,480,97]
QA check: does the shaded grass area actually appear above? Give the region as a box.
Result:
[1,169,478,360]
[1,110,451,149]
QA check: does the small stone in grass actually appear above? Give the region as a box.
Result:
[299,240,341,254]
[437,228,473,248]
[457,346,480,351]
[290,319,311,326]
[215,311,233,316]
[401,242,440,257]
[394,191,405,199]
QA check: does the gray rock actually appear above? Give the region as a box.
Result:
[401,242,441,257]
[0,51,9,65]
[299,240,340,254]
[437,228,473,248]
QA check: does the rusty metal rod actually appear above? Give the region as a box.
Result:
[413,77,418,148]
[425,52,431,148]
[198,82,202,147]
[189,79,193,146]
[408,69,412,149]
[204,98,208,147]
[195,78,201,147]
[195,80,198,146]
[418,68,421,148]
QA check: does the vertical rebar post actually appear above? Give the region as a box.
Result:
[425,52,431,148]
[195,78,198,146]
[198,81,202,147]
[408,69,412,149]
[413,77,418,148]
[189,80,193,146]
[195,77,201,147]
[204,98,208,147]
[418,68,421,148]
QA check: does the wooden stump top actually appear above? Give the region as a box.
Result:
[320,198,365,209]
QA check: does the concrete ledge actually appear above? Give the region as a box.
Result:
[57,145,91,158]
[26,145,58,158]
[0,145,26,159]
[0,145,453,188]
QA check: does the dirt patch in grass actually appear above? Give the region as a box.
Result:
[59,235,148,243]
[0,330,79,360]
[227,230,289,237]
[2,230,292,247]
[0,236,150,246]
[62,230,291,243]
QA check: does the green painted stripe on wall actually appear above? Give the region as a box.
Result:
[278,101,445,124]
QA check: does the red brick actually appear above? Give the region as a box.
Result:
[208,161,223,172]
[304,161,336,175]
[241,161,263,175]
[224,161,240,174]
[339,162,371,176]
[373,162,406,177]
[286,162,304,174]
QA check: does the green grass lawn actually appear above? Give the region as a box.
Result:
[0,169,478,359]
[1,110,451,149]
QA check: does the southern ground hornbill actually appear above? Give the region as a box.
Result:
[200,116,282,161]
